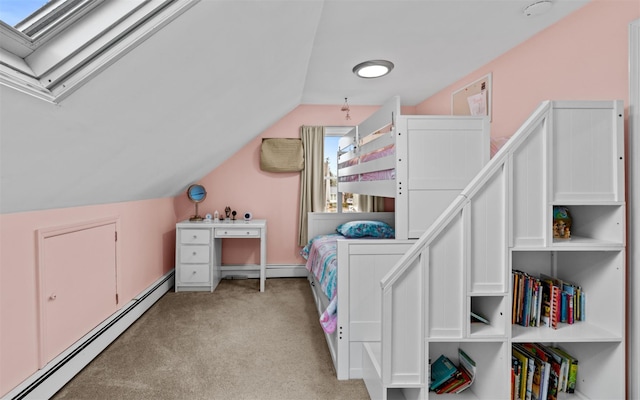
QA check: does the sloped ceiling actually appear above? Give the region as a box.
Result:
[0,0,589,214]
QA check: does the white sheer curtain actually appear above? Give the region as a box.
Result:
[298,126,325,246]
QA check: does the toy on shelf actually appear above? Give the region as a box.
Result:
[553,206,572,239]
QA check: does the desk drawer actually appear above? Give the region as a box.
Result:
[178,264,211,284]
[215,228,260,238]
[180,229,211,244]
[180,245,210,263]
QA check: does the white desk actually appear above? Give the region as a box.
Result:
[175,219,267,292]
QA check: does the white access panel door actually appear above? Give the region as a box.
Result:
[398,115,489,239]
[40,222,117,365]
[551,101,624,202]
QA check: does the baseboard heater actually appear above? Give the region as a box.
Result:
[221,264,307,279]
[5,270,175,400]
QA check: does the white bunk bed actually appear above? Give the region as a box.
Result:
[303,97,490,380]
[337,96,490,240]
[305,212,414,380]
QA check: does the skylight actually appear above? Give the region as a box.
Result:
[0,0,199,103]
[0,0,104,43]
[0,0,49,27]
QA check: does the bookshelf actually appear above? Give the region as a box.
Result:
[367,101,625,400]
[509,101,625,399]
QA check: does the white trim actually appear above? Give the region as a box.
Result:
[48,0,199,102]
[325,126,355,136]
[628,18,639,400]
[3,270,174,400]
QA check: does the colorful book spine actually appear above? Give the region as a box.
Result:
[551,346,578,394]
[550,285,561,329]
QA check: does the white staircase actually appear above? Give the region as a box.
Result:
[363,100,626,399]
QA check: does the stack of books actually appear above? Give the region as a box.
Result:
[511,343,578,400]
[430,349,476,394]
[512,271,586,329]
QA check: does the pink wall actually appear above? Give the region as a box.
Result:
[416,0,639,140]
[0,198,176,396]
[173,104,384,266]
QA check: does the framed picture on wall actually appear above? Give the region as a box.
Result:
[451,73,492,121]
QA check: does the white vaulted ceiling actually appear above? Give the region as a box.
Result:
[0,0,589,213]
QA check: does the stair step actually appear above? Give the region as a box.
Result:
[362,343,383,399]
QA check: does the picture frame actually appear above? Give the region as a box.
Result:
[451,73,492,121]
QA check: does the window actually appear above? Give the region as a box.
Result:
[324,127,358,213]
[0,0,196,102]
[0,0,50,27]
[0,0,105,46]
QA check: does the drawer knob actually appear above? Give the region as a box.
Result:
[49,294,57,300]
[246,232,250,235]
[193,235,197,239]
[192,271,197,274]
[193,251,197,255]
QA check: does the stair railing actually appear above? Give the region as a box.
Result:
[378,100,553,389]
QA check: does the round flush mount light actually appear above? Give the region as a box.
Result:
[353,60,394,78]
[523,1,553,17]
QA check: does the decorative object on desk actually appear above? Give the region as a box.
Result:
[553,206,572,239]
[260,138,304,172]
[232,210,237,220]
[213,210,219,221]
[244,211,253,221]
[186,184,206,221]
[204,213,212,222]
[225,206,231,220]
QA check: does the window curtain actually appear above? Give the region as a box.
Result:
[298,126,325,246]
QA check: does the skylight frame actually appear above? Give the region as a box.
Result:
[8,0,106,48]
[0,0,200,103]
[16,0,103,41]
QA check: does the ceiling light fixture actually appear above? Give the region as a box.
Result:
[341,97,351,120]
[353,60,394,79]
[523,1,553,17]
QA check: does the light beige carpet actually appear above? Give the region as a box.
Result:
[52,277,370,400]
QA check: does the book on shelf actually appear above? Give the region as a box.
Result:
[560,291,568,323]
[514,344,548,400]
[430,349,476,394]
[456,349,476,393]
[520,343,563,400]
[514,272,586,330]
[512,347,534,400]
[434,370,467,394]
[549,346,578,394]
[512,271,547,328]
[470,311,490,324]
[550,284,561,329]
[512,356,522,400]
[430,354,459,391]
[512,344,579,399]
